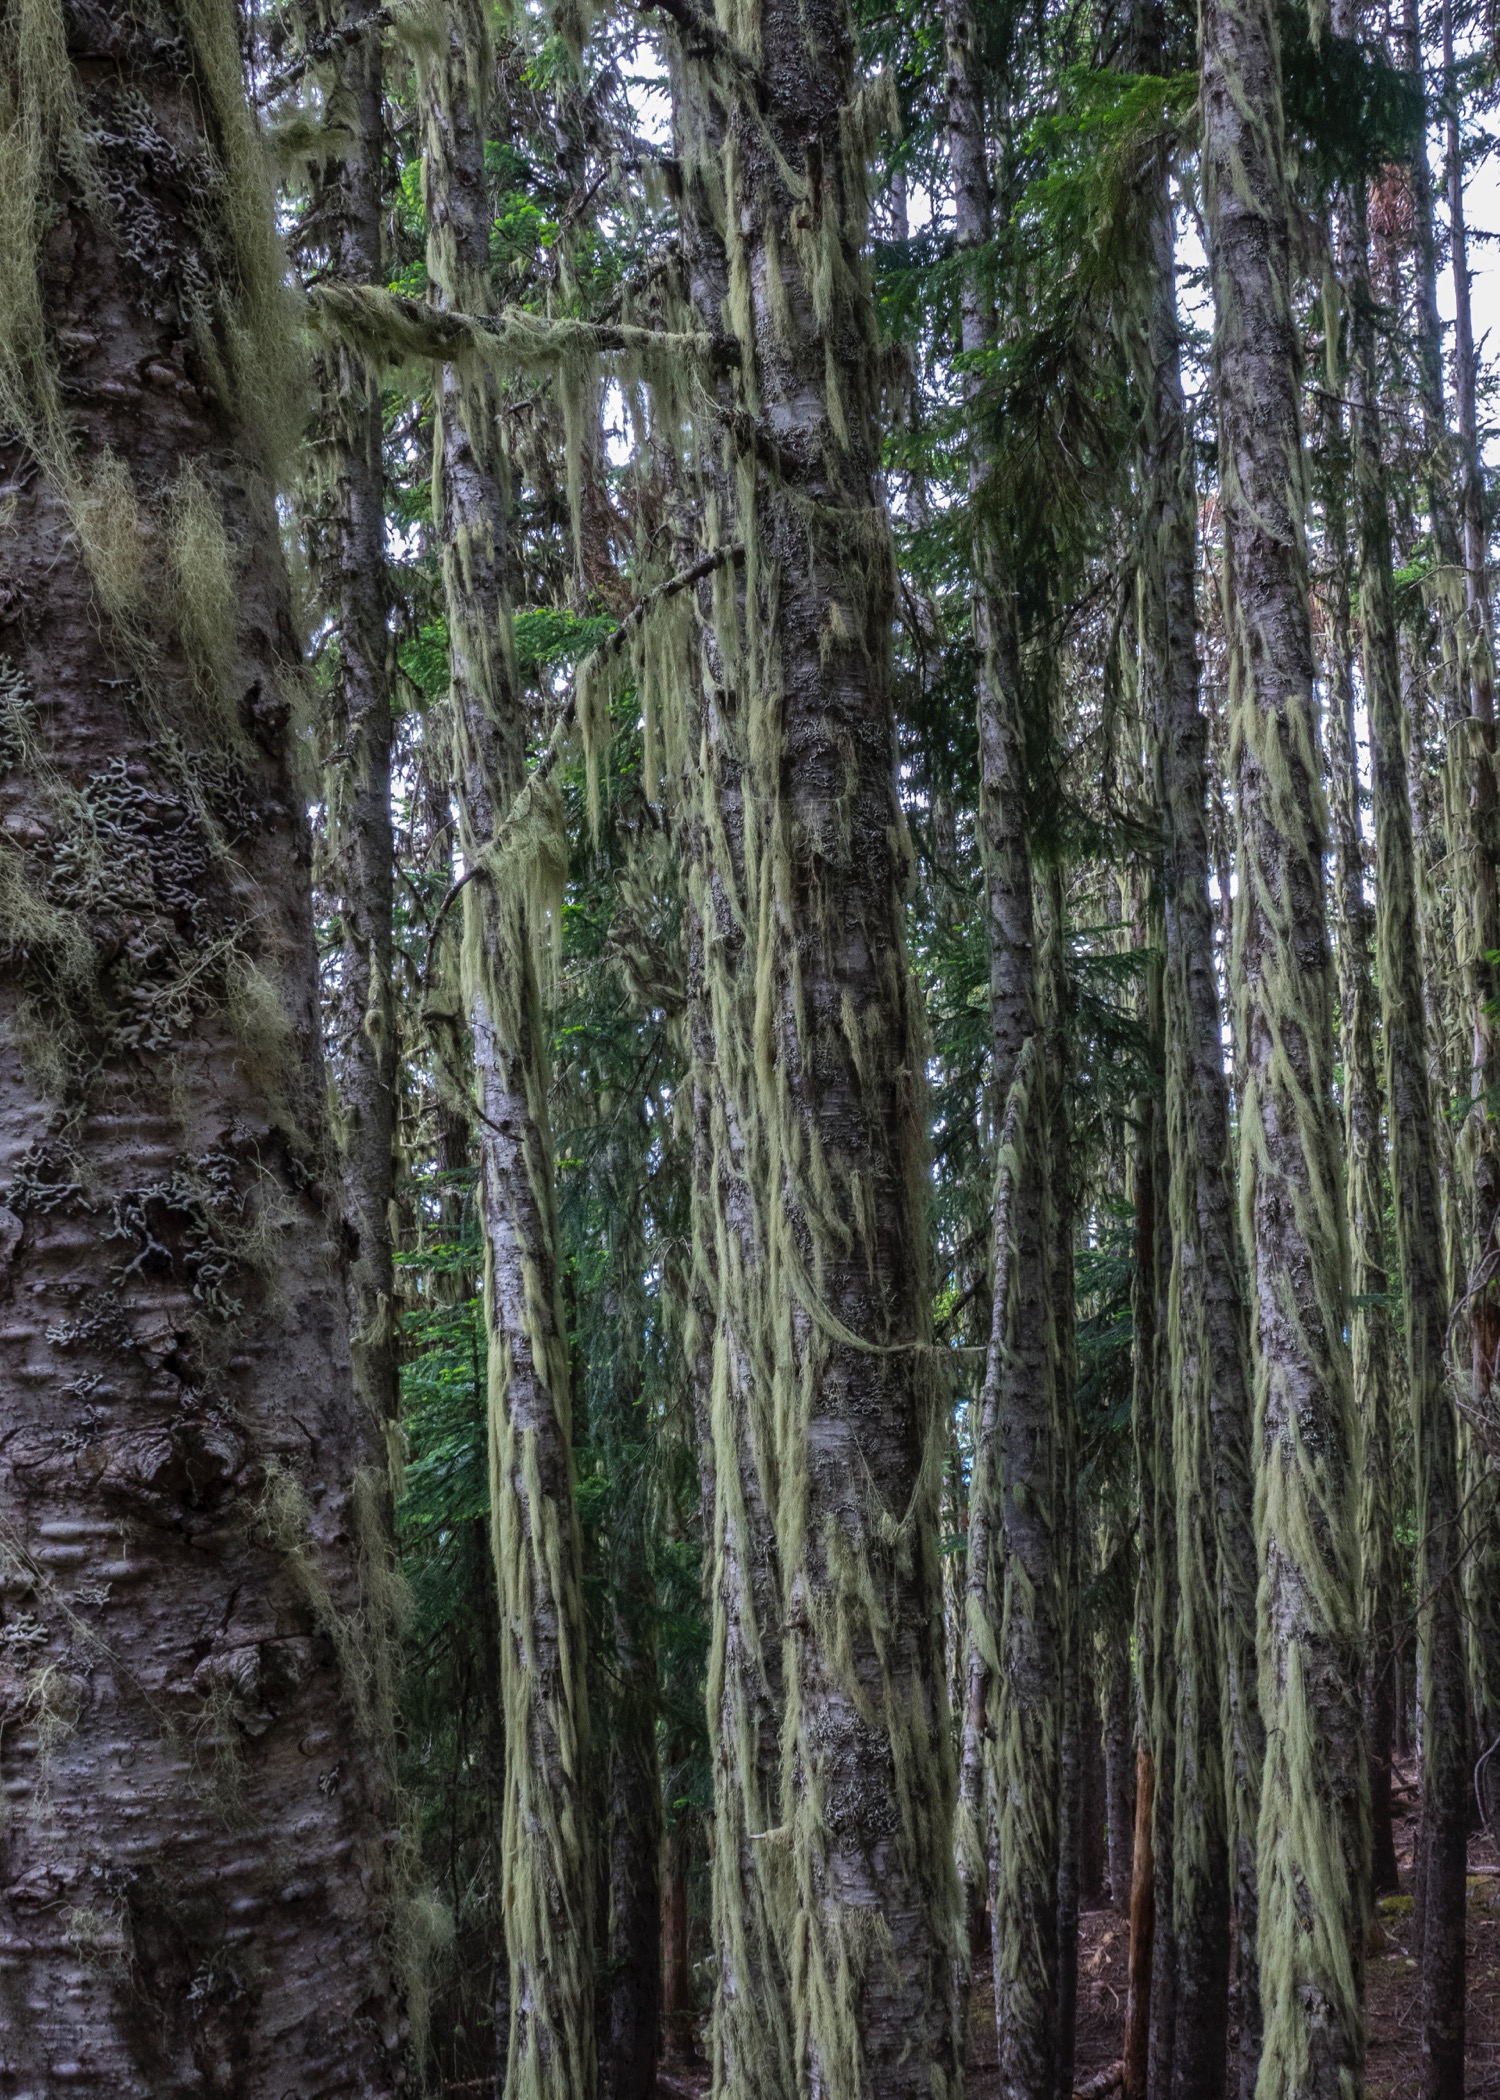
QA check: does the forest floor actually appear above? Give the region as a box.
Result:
[649,1764,1500,2098]
[959,1760,1500,2100]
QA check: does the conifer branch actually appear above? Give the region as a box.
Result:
[255,7,397,107]
[421,542,745,984]
[306,283,735,374]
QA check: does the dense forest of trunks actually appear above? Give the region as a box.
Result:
[0,0,1498,2095]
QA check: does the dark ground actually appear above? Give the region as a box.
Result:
[962,1758,1500,2098]
[500,1762,1500,2098]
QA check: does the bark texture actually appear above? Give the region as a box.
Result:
[671,56,796,2096]
[417,16,594,2096]
[1344,112,1467,2088]
[1129,71,1263,2100]
[669,0,961,2081]
[942,5,1067,2088]
[1199,0,1369,2093]
[1321,452,1401,1902]
[0,2,405,2088]
[315,0,399,1433]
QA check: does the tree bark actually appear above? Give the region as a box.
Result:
[668,0,962,2078]
[1124,1750,1158,2100]
[1440,0,1500,1860]
[941,5,1068,2089]
[1331,24,1467,2081]
[601,1586,663,2100]
[1198,0,1370,2091]
[1104,1615,1137,1913]
[669,61,797,2091]
[0,3,405,2087]
[417,14,594,2094]
[1319,428,1401,1901]
[314,0,400,1432]
[1128,50,1263,2093]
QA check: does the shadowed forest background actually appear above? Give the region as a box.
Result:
[1,0,1500,2095]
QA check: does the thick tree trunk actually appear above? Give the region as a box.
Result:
[317,0,399,1432]
[418,15,594,2095]
[1199,0,1369,2093]
[0,3,405,2088]
[670,0,961,2080]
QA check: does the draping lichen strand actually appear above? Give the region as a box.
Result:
[1199,0,1368,2089]
[416,11,595,2095]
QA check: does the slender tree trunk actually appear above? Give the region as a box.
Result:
[1441,0,1500,1844]
[1198,0,1370,2092]
[602,1586,663,2100]
[1081,1641,1109,1909]
[417,16,594,2094]
[943,5,1067,2087]
[672,0,961,2083]
[1333,23,1468,2081]
[0,3,406,2087]
[1125,1751,1158,2100]
[670,69,797,2089]
[1104,1615,1137,1912]
[1320,432,1402,1900]
[1130,943,1177,2100]
[1349,138,1468,2100]
[316,0,399,1431]
[1045,863,1082,2100]
[1130,55,1263,2094]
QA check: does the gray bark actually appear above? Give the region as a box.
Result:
[1199,0,1370,2090]
[315,0,399,1433]
[0,3,405,2087]
[668,0,962,2078]
[417,14,595,2094]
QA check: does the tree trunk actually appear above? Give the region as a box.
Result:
[669,0,961,2078]
[0,3,405,2087]
[315,0,399,1432]
[1130,943,1177,2100]
[668,64,797,2090]
[1199,0,1370,2091]
[602,1588,663,2100]
[1350,141,1468,2100]
[1332,24,1467,2081]
[1124,1750,1158,2100]
[1081,1642,1109,1910]
[941,5,1068,2088]
[1440,0,1500,1863]
[1129,46,1263,2092]
[417,14,594,2095]
[1320,434,1401,1901]
[1104,1617,1137,1913]
[1046,863,1081,2100]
